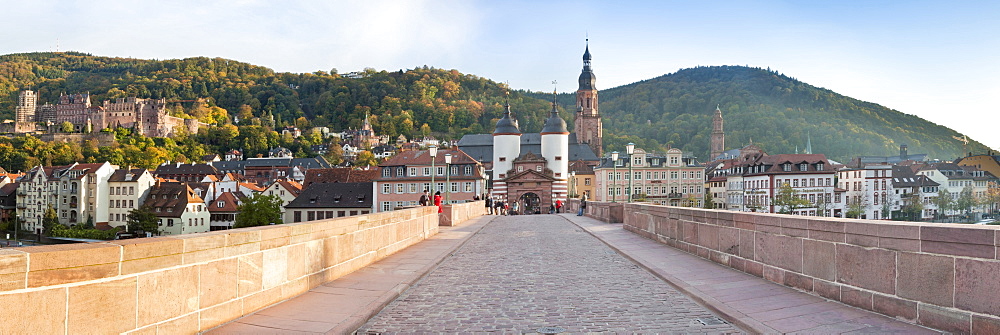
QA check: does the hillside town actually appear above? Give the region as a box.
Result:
[2,44,999,243]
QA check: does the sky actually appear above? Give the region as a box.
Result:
[3,0,999,150]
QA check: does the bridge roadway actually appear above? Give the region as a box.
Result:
[210,214,938,334]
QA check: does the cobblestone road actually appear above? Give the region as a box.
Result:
[358,214,742,334]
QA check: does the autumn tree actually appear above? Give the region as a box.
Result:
[354,150,378,167]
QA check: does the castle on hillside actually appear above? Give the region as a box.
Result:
[13,90,207,137]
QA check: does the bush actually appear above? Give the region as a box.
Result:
[50,225,118,240]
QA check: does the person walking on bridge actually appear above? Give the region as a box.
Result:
[578,195,587,216]
[433,191,443,213]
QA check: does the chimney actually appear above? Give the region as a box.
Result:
[900,145,908,161]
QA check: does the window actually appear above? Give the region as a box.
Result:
[671,172,678,179]
[382,184,391,194]
[437,167,444,176]
[409,183,417,193]
[451,166,458,175]
[436,183,444,192]
[308,211,315,221]
[464,166,473,175]
[817,163,824,171]
[783,164,792,172]
[633,156,642,165]
[339,210,346,217]
[396,183,405,193]
[585,178,591,186]
[218,201,225,208]
[451,182,458,193]
[381,202,391,212]
[536,165,543,172]
[422,167,431,176]
[464,182,473,192]
[396,167,404,176]
[409,167,417,176]
[382,168,391,177]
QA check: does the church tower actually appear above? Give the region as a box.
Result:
[492,99,521,197]
[574,41,603,157]
[541,90,570,202]
[710,105,725,160]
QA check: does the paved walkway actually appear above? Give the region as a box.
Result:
[565,214,938,334]
[209,216,494,334]
[210,213,940,334]
[358,214,739,333]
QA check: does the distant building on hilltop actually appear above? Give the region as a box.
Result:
[12,90,208,137]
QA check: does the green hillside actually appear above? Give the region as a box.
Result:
[572,65,987,162]
[0,51,563,141]
[0,52,988,165]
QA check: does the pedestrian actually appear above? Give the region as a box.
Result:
[485,196,494,215]
[434,191,443,213]
[473,194,480,201]
[512,201,519,215]
[555,199,563,213]
[578,195,587,216]
[419,190,429,206]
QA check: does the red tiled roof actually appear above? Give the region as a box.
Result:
[303,168,379,186]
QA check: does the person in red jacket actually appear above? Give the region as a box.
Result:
[433,191,443,213]
[555,199,563,213]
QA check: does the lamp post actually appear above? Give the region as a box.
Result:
[626,142,635,202]
[569,171,576,198]
[445,153,452,204]
[429,145,438,196]
[611,151,619,203]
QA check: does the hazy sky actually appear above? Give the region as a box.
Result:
[3,0,998,150]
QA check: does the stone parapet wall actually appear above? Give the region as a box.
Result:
[0,206,439,334]
[567,199,623,223]
[618,204,1000,333]
[440,201,486,226]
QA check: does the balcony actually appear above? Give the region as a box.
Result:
[70,203,78,209]
[16,204,26,209]
[667,192,684,199]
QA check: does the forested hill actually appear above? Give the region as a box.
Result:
[0,52,988,164]
[0,52,561,141]
[568,65,988,162]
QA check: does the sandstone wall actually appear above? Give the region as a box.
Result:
[618,204,1000,333]
[0,206,439,334]
[440,200,486,226]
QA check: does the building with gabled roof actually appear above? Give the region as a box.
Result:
[373,148,486,212]
[106,168,156,229]
[208,191,247,231]
[262,180,303,215]
[143,181,210,236]
[16,162,117,232]
[284,182,374,223]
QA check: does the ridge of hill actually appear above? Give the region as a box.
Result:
[1,52,988,163]
[570,65,987,161]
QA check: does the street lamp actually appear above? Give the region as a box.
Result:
[429,145,438,196]
[611,151,619,203]
[569,171,576,198]
[445,153,452,204]
[626,143,635,202]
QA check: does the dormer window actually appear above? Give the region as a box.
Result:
[799,163,808,171]
[817,163,824,171]
[783,164,791,172]
[218,201,225,208]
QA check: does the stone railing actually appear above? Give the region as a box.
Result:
[617,204,1000,333]
[440,200,487,226]
[0,206,440,334]
[567,199,623,223]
